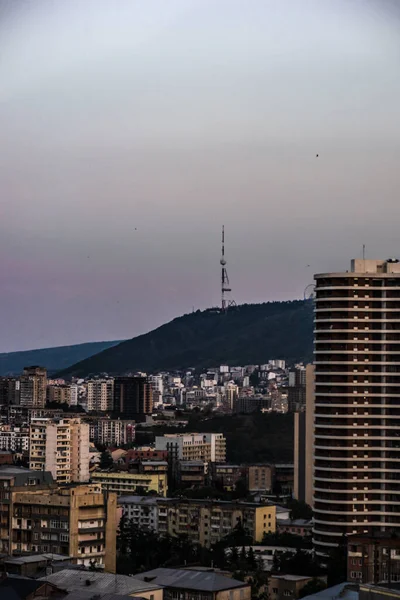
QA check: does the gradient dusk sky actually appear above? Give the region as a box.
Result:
[1,0,400,352]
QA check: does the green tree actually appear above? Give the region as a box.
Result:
[248,546,257,570]
[326,535,347,586]
[99,450,113,469]
[287,499,313,521]
[299,579,327,599]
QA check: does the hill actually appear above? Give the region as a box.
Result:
[58,300,313,377]
[139,412,294,464]
[0,340,123,376]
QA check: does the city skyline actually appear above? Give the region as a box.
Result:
[1,0,400,352]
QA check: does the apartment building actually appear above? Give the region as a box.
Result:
[212,464,245,491]
[91,470,167,496]
[89,418,135,446]
[0,466,54,554]
[248,465,274,493]
[0,426,29,453]
[47,384,72,406]
[314,259,400,555]
[114,376,153,419]
[178,461,207,488]
[0,377,20,406]
[135,567,251,600]
[87,379,114,412]
[19,366,47,409]
[155,433,226,463]
[347,532,400,584]
[10,484,117,572]
[118,495,160,531]
[293,364,315,507]
[29,418,90,484]
[157,499,276,548]
[269,575,316,600]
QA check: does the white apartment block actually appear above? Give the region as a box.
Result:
[0,428,29,452]
[87,379,114,412]
[155,433,226,463]
[89,419,135,447]
[118,495,160,531]
[29,418,90,484]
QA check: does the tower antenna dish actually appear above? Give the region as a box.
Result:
[304,284,316,301]
[220,225,237,311]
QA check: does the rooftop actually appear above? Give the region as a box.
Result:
[302,583,358,600]
[3,553,70,565]
[134,568,248,592]
[118,495,161,505]
[65,593,145,600]
[271,575,313,582]
[40,569,162,594]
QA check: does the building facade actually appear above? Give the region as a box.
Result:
[114,376,153,419]
[89,418,135,446]
[0,466,54,554]
[155,433,226,463]
[347,532,400,584]
[0,427,29,453]
[19,366,47,409]
[118,495,160,531]
[91,470,167,496]
[29,418,90,484]
[313,259,400,555]
[0,378,20,407]
[157,498,276,548]
[247,465,274,494]
[87,379,114,412]
[47,384,72,406]
[10,484,117,571]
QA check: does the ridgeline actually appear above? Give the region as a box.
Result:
[58,300,313,377]
[0,340,123,376]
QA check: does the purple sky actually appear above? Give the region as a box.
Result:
[1,0,400,352]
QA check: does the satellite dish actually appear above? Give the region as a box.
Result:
[304,284,316,301]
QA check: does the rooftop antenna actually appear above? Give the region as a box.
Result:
[220,225,236,312]
[363,244,366,261]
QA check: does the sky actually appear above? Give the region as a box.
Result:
[1,0,400,352]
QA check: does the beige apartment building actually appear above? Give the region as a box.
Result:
[10,484,117,572]
[248,464,274,493]
[87,379,114,412]
[20,366,47,408]
[314,259,400,556]
[155,433,226,463]
[157,498,276,548]
[29,418,90,484]
[47,384,72,406]
[91,470,167,496]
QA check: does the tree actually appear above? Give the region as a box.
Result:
[99,450,113,469]
[326,535,347,586]
[287,499,313,521]
[248,546,257,570]
[299,579,327,599]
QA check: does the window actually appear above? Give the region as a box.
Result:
[60,533,69,542]
[284,591,291,597]
[273,589,278,594]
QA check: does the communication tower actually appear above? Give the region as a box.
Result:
[220,225,236,311]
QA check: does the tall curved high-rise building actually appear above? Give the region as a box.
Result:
[313,258,400,556]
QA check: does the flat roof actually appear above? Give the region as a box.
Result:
[134,568,248,592]
[4,553,70,565]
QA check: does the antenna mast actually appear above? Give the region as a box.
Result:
[220,225,236,312]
